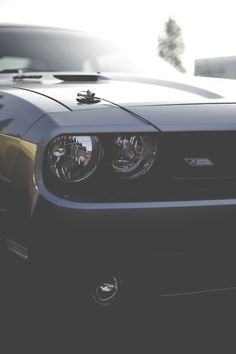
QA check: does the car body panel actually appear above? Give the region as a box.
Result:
[1,75,236,141]
[0,86,68,137]
[23,107,157,144]
[2,25,236,299]
[126,103,236,132]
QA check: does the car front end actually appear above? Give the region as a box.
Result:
[1,26,236,307]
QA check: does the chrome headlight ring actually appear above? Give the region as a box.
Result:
[111,134,157,179]
[46,133,157,183]
[47,135,102,182]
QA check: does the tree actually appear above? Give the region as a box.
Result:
[158,17,185,73]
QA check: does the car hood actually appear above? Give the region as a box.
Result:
[5,74,236,135]
[11,74,236,110]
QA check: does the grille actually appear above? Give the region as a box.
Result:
[163,131,236,179]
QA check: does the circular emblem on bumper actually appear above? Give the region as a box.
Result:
[92,276,121,306]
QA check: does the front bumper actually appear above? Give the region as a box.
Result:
[34,191,236,229]
[5,192,236,300]
[16,195,234,297]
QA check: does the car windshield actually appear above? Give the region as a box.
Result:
[0,26,179,77]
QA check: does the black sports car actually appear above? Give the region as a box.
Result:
[1,25,236,307]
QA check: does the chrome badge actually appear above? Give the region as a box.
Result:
[184,158,214,167]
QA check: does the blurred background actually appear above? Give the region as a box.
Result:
[1,0,236,78]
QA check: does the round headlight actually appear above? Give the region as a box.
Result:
[48,135,102,182]
[111,135,157,179]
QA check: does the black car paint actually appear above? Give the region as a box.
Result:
[1,58,236,297]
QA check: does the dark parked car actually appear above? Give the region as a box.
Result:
[1,25,236,307]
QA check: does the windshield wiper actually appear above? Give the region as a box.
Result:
[13,72,106,82]
[0,69,43,81]
[0,70,110,83]
[13,74,43,81]
[0,68,43,79]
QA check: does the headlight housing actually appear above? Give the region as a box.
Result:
[47,135,102,182]
[111,134,157,179]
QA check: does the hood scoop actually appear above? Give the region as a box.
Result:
[53,73,108,82]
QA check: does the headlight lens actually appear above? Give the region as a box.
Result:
[48,135,102,182]
[111,135,157,179]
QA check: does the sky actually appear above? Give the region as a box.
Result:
[0,0,236,73]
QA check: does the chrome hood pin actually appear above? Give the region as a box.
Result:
[77,90,101,104]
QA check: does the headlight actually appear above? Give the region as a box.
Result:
[111,135,157,179]
[48,135,102,182]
